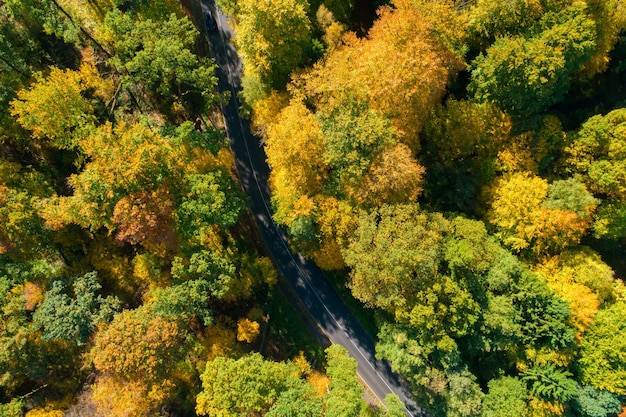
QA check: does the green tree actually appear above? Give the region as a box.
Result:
[481,376,529,417]
[467,0,550,48]
[445,369,484,417]
[593,201,626,239]
[170,250,235,298]
[150,278,216,326]
[324,345,362,417]
[196,353,321,416]
[176,171,246,242]
[565,108,626,201]
[578,301,626,395]
[469,2,596,115]
[376,322,439,388]
[573,385,622,417]
[0,17,33,144]
[422,100,512,212]
[564,108,626,241]
[265,387,323,417]
[513,272,575,349]
[236,0,311,93]
[343,204,447,317]
[320,99,397,197]
[0,161,54,260]
[0,399,24,417]
[543,178,599,218]
[383,394,406,417]
[520,363,578,404]
[0,256,78,398]
[103,10,221,109]
[32,271,120,345]
[4,0,79,42]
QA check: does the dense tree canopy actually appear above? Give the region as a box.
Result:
[470,3,596,116]
[2,0,626,415]
[236,0,312,97]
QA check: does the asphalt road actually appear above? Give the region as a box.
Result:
[201,2,423,415]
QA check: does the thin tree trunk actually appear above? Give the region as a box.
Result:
[49,0,112,57]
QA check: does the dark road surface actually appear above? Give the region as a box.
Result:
[201,2,423,415]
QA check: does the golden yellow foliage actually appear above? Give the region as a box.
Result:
[132,253,165,291]
[91,374,167,417]
[88,238,136,294]
[264,100,327,226]
[311,237,346,271]
[521,345,575,370]
[265,100,326,194]
[199,323,238,361]
[251,90,290,137]
[10,66,94,147]
[293,195,316,218]
[324,22,346,48]
[254,256,278,286]
[535,257,600,336]
[497,133,540,173]
[528,396,564,417]
[222,254,276,301]
[302,196,358,270]
[237,318,260,343]
[304,0,465,147]
[425,100,513,163]
[184,146,235,175]
[307,371,330,398]
[292,351,312,377]
[25,407,64,417]
[489,172,548,250]
[315,196,357,246]
[580,0,626,76]
[488,173,593,255]
[355,143,425,206]
[77,62,115,102]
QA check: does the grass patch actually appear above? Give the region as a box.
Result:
[263,287,326,366]
[325,269,379,338]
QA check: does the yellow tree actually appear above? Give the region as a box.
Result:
[311,196,358,270]
[354,143,425,207]
[264,100,327,225]
[488,174,596,256]
[304,0,465,148]
[89,306,187,414]
[10,63,113,150]
[40,122,181,233]
[535,257,601,336]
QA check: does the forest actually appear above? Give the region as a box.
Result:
[0,0,625,416]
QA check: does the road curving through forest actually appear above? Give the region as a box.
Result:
[201,1,424,415]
